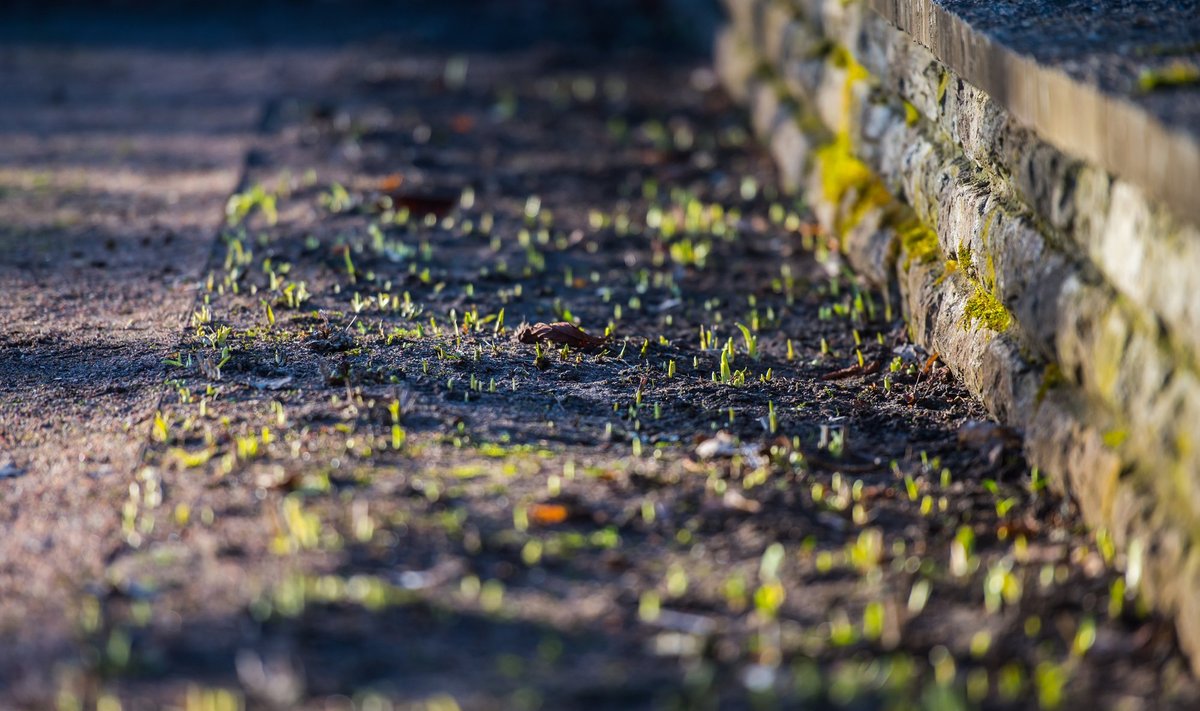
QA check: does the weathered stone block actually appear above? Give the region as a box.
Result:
[1096,183,1200,363]
[1025,390,1122,526]
[767,108,814,193]
[714,27,756,103]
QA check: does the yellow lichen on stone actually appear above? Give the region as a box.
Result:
[962,282,1012,332]
[846,182,893,232]
[1100,428,1128,449]
[1090,306,1129,400]
[979,208,999,246]
[813,42,948,285]
[958,233,1011,333]
[827,42,871,143]
[897,217,940,268]
[828,45,871,91]
[1170,435,1196,524]
[936,70,951,106]
[814,135,894,243]
[811,43,900,246]
[956,242,974,267]
[934,257,959,286]
[984,253,999,290]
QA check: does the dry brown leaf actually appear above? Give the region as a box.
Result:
[819,360,882,381]
[385,190,458,217]
[514,322,608,352]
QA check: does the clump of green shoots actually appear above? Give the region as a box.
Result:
[226,184,278,226]
[735,323,758,360]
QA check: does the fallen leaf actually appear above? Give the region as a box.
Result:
[307,331,355,354]
[694,432,765,468]
[514,322,608,352]
[997,515,1041,539]
[638,148,669,165]
[802,449,880,473]
[257,469,304,492]
[389,559,464,591]
[654,608,717,636]
[197,351,223,381]
[958,420,1023,466]
[891,343,926,365]
[528,503,569,526]
[820,360,882,381]
[380,187,459,217]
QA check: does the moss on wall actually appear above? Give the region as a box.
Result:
[962,283,1012,332]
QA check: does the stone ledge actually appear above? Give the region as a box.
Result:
[868,0,1200,227]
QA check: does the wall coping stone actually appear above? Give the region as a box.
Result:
[868,0,1200,226]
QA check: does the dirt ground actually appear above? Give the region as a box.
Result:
[1,2,1197,709]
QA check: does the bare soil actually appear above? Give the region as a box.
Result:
[0,2,1196,709]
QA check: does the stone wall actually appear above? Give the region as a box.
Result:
[716,0,1200,670]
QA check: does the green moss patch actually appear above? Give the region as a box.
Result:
[962,283,1012,332]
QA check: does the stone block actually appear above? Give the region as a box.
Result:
[898,259,1041,425]
[1095,182,1200,362]
[714,27,757,103]
[767,108,815,193]
[1025,390,1122,527]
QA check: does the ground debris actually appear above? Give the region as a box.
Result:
[0,462,26,479]
[307,331,356,353]
[527,503,568,526]
[819,359,882,381]
[248,375,294,391]
[514,322,608,352]
[374,173,460,216]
